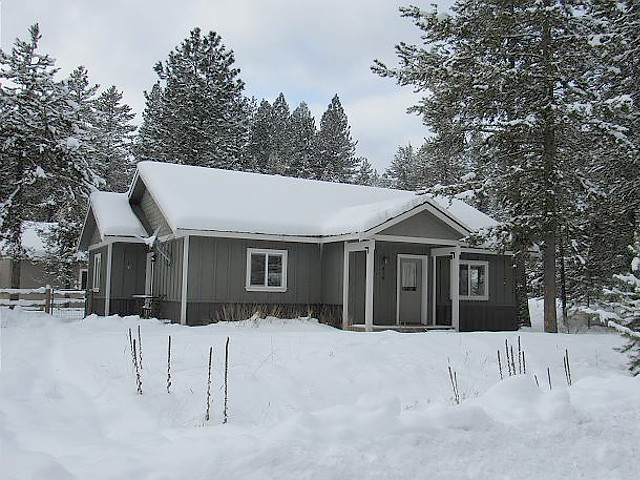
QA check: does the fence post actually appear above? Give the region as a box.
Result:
[44,285,52,314]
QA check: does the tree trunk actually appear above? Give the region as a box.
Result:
[515,245,531,328]
[11,259,21,289]
[559,229,568,330]
[543,231,558,333]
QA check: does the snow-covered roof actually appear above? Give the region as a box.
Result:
[0,221,55,258]
[90,191,147,239]
[134,161,497,237]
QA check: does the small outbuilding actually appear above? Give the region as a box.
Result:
[78,161,518,331]
[1,221,87,290]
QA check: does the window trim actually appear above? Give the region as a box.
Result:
[92,252,102,293]
[459,260,489,301]
[245,248,288,292]
[79,268,88,290]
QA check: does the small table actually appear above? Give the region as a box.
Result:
[132,294,154,319]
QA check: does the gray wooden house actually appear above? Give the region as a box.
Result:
[79,161,517,331]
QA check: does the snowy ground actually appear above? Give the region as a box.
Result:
[1,304,639,479]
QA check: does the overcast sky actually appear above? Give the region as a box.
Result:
[1,1,450,171]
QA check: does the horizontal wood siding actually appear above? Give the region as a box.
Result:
[153,238,183,302]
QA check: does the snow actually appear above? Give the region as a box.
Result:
[89,191,147,239]
[0,221,54,258]
[135,161,496,237]
[2,305,639,479]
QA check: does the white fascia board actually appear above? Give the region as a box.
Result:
[372,234,462,246]
[126,168,141,200]
[87,236,146,251]
[366,200,472,238]
[460,247,514,256]
[77,204,96,252]
[174,228,353,244]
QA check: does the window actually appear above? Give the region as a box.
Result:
[246,248,288,292]
[92,253,102,292]
[79,269,88,290]
[401,261,417,291]
[459,260,488,301]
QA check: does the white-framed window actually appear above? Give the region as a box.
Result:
[79,268,88,290]
[92,252,102,293]
[245,248,288,292]
[459,260,489,301]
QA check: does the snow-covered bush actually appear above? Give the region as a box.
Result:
[604,237,640,375]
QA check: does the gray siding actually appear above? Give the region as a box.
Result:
[320,242,343,305]
[187,237,322,304]
[88,246,108,315]
[139,188,172,236]
[374,242,432,325]
[109,243,147,315]
[347,250,366,325]
[436,252,517,331]
[0,258,11,288]
[153,237,183,302]
[380,210,463,240]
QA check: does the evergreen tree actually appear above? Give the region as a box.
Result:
[314,94,357,182]
[604,234,640,374]
[0,25,99,287]
[354,158,379,186]
[268,93,292,174]
[92,86,136,191]
[374,1,628,332]
[386,144,421,190]
[287,102,317,178]
[136,82,165,161]
[248,99,273,173]
[136,27,249,169]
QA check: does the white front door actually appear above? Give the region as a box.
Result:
[397,255,427,325]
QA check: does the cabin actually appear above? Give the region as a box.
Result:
[1,221,87,290]
[78,161,518,331]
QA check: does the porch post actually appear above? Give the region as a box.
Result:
[365,240,375,332]
[342,244,350,330]
[105,242,113,316]
[180,235,189,326]
[450,245,461,331]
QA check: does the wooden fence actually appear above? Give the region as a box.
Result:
[0,287,86,317]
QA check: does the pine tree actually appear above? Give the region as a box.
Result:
[354,158,379,186]
[604,234,640,374]
[374,1,629,332]
[287,102,317,178]
[136,82,165,161]
[92,86,136,191]
[386,144,421,190]
[314,94,357,182]
[268,93,292,174]
[136,27,249,169]
[0,25,99,287]
[248,99,273,173]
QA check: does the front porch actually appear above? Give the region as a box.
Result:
[347,323,455,333]
[341,239,463,332]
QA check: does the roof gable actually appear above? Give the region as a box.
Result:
[78,192,147,249]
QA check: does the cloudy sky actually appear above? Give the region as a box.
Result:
[1,0,450,171]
